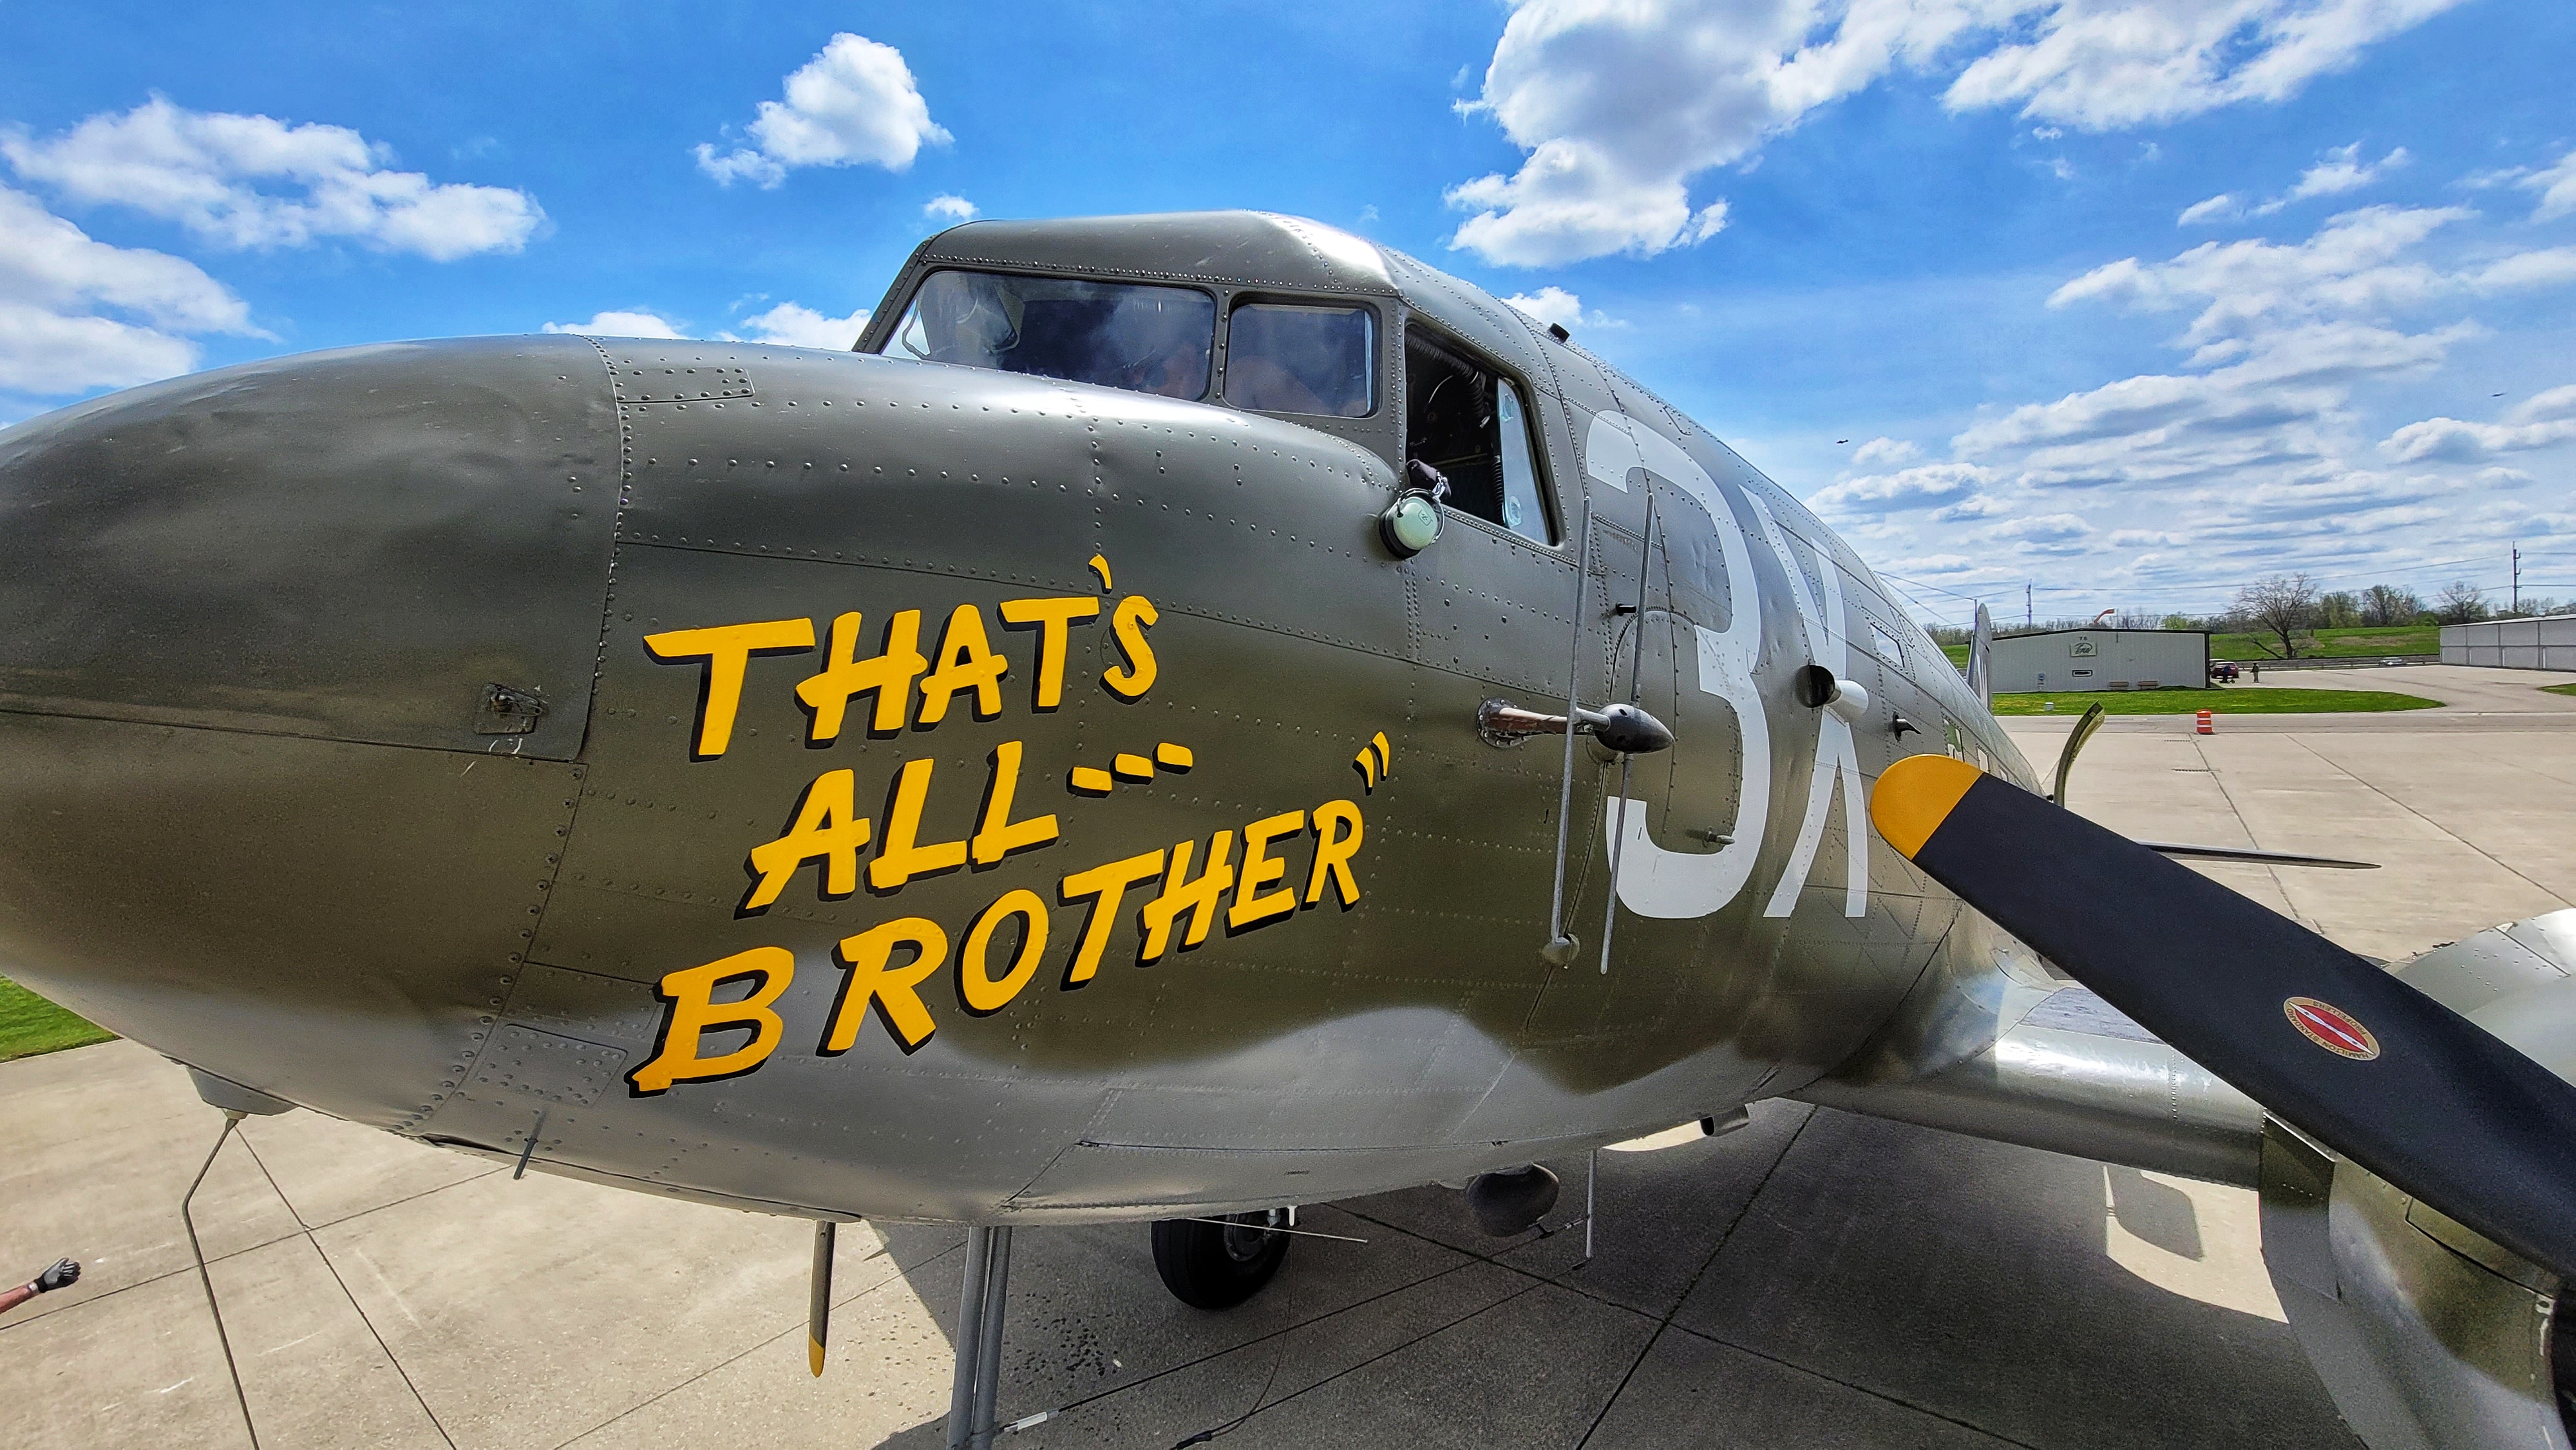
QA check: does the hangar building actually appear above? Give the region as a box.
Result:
[2441,615,2576,670]
[1988,628,2210,695]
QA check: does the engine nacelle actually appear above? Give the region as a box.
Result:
[2261,1123,2570,1449]
[2257,911,2576,1450]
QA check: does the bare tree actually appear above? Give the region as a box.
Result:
[2435,579,2490,625]
[2361,583,2421,626]
[2234,573,2318,658]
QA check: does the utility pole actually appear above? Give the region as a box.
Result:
[2512,541,2521,615]
[2025,581,2033,630]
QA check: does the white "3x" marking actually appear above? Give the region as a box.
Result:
[1582,410,1867,923]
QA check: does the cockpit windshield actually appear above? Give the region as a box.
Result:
[886,270,1215,400]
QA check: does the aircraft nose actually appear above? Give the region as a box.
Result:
[0,337,622,1125]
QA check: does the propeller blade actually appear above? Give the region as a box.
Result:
[808,1220,835,1377]
[2136,841,2376,871]
[1871,754,2576,1281]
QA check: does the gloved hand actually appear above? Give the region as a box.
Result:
[32,1259,79,1294]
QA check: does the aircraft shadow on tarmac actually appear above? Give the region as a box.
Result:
[858,1104,2354,1450]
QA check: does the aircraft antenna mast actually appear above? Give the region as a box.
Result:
[1540,498,1593,967]
[1598,494,1658,975]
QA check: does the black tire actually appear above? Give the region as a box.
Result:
[1151,1211,1291,1310]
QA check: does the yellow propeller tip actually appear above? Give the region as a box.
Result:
[1870,755,1984,859]
[808,1337,825,1377]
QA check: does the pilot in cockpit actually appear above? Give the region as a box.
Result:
[1102,292,1210,400]
[893,270,1215,401]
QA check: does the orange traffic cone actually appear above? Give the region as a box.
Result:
[2196,708,2214,735]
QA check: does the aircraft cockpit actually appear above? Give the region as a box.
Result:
[858,209,1561,548]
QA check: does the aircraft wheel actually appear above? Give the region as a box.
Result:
[1151,1210,1291,1310]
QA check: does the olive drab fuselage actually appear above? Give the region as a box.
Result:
[0,212,2034,1223]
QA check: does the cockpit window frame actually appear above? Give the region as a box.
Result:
[1400,318,1565,551]
[1217,294,1383,420]
[869,265,1225,403]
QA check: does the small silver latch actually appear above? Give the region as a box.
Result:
[478,683,548,735]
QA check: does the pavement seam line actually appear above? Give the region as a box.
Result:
[1012,1234,1507,1429]
[1662,1319,2047,1450]
[544,1235,971,1450]
[1166,1270,1565,1441]
[2290,735,2572,910]
[2446,734,2576,791]
[0,1160,512,1333]
[2189,734,2316,931]
[240,1135,459,1450]
[1575,1105,1817,1450]
[946,1207,1586,1440]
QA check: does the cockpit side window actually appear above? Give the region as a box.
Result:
[886,269,1215,400]
[1225,302,1375,417]
[1405,328,1557,545]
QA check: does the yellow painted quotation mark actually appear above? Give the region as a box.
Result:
[1354,732,1392,791]
[1072,741,1193,795]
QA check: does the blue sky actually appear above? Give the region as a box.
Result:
[5,0,2571,623]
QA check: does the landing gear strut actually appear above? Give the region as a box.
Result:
[1151,1210,1292,1310]
[945,1226,1015,1450]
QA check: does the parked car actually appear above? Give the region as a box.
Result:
[2379,657,2405,666]
[2209,662,2241,683]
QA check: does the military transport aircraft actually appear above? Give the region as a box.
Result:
[3,211,2571,1450]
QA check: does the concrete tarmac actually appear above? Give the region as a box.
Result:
[7,664,2574,1449]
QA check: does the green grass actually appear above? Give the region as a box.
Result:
[1940,624,2437,668]
[2209,625,2439,660]
[2546,683,2576,698]
[0,975,114,1062]
[1989,687,2442,715]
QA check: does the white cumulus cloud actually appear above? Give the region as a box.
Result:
[2277,142,2406,205]
[1841,194,2576,608]
[2178,193,2240,225]
[1,97,543,260]
[544,310,687,339]
[2048,205,2468,351]
[734,301,870,349]
[540,301,871,350]
[1987,511,2090,543]
[696,34,950,188]
[1447,0,2464,265]
[1852,436,1922,466]
[1502,285,1586,331]
[0,183,258,395]
[2183,142,2408,224]
[924,193,977,223]
[2381,385,2576,462]
[1808,461,1990,515]
[2467,247,2576,294]
[2494,147,2576,221]
[1945,1,2463,128]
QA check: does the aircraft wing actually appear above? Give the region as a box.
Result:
[1866,754,2576,1281]
[1813,757,2576,1450]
